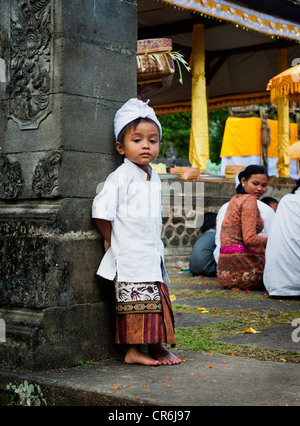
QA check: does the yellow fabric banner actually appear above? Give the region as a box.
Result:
[268,120,298,158]
[220,117,262,157]
[189,24,209,170]
[221,117,298,161]
[267,119,278,158]
[290,123,299,146]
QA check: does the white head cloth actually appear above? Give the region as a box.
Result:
[114,98,162,140]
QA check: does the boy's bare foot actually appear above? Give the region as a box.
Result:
[149,343,181,365]
[124,344,161,366]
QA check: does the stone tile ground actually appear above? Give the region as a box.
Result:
[168,268,300,363]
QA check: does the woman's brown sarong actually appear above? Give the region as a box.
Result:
[115,281,176,346]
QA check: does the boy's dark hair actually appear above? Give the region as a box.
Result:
[117,117,161,145]
[200,212,217,233]
[236,165,269,194]
[260,196,278,206]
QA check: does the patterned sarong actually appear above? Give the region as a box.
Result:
[115,280,176,346]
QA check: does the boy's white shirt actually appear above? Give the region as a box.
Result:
[92,158,167,283]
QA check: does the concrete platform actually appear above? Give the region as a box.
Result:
[1,349,300,407]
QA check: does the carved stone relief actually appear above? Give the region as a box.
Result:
[0,154,23,199]
[32,152,61,197]
[8,0,53,129]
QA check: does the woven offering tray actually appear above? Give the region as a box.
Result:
[170,167,203,180]
[137,38,175,85]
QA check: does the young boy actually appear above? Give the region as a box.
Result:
[92,98,181,366]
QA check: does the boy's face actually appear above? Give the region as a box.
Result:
[115,119,161,172]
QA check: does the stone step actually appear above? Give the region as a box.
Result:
[1,349,300,407]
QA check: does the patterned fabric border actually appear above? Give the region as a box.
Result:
[115,280,161,304]
[116,301,163,315]
[162,0,300,41]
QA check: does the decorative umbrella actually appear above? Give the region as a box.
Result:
[267,64,300,103]
[266,64,300,177]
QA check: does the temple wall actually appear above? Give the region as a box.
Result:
[0,0,137,370]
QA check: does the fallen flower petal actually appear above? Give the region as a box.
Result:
[236,327,261,334]
[208,365,213,368]
[170,295,176,301]
[244,327,261,334]
[176,312,183,315]
[198,307,209,313]
[114,386,120,389]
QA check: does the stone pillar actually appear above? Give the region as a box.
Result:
[0,0,137,370]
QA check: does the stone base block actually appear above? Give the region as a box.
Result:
[0,302,117,370]
[0,201,118,370]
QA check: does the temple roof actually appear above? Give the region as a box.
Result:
[138,0,300,111]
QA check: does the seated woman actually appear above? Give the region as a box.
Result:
[217,165,268,291]
[189,212,217,277]
[263,179,300,296]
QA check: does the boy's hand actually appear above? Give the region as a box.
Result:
[95,219,112,252]
[104,239,111,252]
